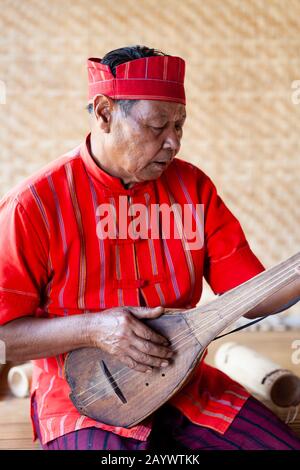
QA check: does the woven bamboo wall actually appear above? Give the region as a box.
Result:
[0,0,300,274]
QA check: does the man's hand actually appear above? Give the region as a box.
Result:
[87,306,174,373]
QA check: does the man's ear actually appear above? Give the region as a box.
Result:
[92,94,115,133]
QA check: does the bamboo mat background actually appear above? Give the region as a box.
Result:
[0,0,300,315]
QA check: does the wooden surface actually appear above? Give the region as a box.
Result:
[0,330,299,449]
[0,365,39,450]
[206,329,300,438]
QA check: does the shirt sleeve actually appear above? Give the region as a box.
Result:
[201,176,265,294]
[0,196,49,325]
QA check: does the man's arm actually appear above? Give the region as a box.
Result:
[0,306,173,372]
[244,275,300,319]
[1,314,89,361]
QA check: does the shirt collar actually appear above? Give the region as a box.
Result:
[80,133,153,195]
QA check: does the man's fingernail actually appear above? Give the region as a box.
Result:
[161,361,169,367]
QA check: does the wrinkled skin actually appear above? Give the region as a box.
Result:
[89,95,186,186]
[88,306,174,373]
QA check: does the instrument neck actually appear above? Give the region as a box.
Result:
[186,252,300,343]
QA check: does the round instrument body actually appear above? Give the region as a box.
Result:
[65,313,203,427]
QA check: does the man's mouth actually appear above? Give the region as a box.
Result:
[149,155,173,171]
[151,161,169,170]
[152,158,171,166]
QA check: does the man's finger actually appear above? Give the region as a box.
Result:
[121,355,152,373]
[131,334,173,359]
[132,319,169,346]
[129,306,164,319]
[128,345,171,369]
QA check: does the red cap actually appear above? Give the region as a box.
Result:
[87,55,186,105]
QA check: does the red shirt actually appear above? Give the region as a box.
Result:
[0,134,264,444]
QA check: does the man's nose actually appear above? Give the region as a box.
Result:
[162,128,181,153]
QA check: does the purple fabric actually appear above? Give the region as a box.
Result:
[33,397,300,450]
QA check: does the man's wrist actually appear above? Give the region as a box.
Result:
[78,314,94,348]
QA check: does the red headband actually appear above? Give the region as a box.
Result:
[87,55,186,105]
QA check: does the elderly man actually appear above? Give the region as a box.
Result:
[1,45,300,450]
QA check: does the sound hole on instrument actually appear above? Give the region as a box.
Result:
[65,313,203,427]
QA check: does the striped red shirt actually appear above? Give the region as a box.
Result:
[0,134,264,444]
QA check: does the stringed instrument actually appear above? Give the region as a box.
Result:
[64,252,300,427]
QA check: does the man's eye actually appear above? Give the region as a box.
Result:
[151,126,164,131]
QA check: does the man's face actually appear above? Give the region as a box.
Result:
[105,99,186,185]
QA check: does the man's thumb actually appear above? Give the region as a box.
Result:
[130,306,164,319]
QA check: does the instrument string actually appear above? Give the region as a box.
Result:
[81,267,299,407]
[80,260,299,405]
[76,259,300,407]
[82,269,299,408]
[80,261,299,406]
